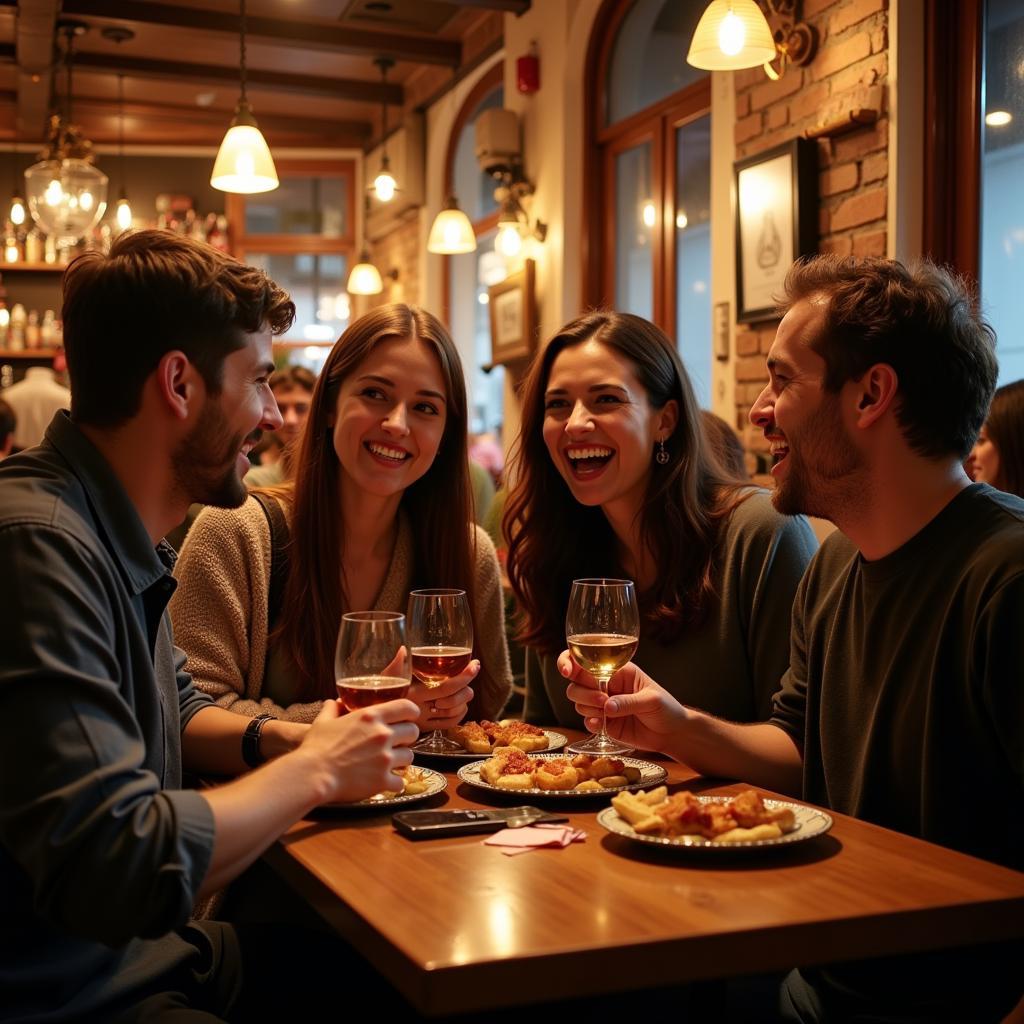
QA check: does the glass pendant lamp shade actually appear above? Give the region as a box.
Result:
[373,159,397,202]
[211,102,279,193]
[427,196,477,254]
[24,157,107,246]
[495,221,523,258]
[347,252,384,295]
[687,0,777,70]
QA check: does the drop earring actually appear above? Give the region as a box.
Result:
[655,438,670,465]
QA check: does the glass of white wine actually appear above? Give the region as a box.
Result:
[334,611,411,711]
[408,589,473,754]
[565,578,639,756]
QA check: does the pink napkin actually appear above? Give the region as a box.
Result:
[483,823,587,856]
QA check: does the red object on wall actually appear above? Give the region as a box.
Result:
[517,52,540,94]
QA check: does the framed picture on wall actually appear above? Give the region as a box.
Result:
[734,138,817,323]
[486,259,537,369]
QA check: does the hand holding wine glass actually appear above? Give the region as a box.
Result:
[407,589,474,754]
[334,611,413,710]
[565,578,640,756]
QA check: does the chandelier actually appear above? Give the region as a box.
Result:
[24,22,108,246]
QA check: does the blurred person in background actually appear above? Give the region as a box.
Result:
[2,350,71,451]
[0,397,15,459]
[701,409,750,480]
[245,364,316,487]
[968,378,1024,497]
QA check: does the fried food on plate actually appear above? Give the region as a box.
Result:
[449,720,550,754]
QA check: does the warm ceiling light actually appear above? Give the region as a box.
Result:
[211,0,279,194]
[687,0,777,71]
[114,71,132,233]
[676,210,689,229]
[24,22,108,245]
[347,250,384,295]
[641,201,656,228]
[427,195,477,254]
[9,143,25,227]
[985,110,1013,127]
[371,57,398,203]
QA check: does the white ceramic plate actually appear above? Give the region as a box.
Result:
[414,729,568,762]
[323,767,447,809]
[457,753,667,797]
[597,796,833,850]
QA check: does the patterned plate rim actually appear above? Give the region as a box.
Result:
[323,767,448,809]
[414,729,568,761]
[457,753,667,797]
[597,796,833,849]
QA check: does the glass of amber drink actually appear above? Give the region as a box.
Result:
[334,611,412,711]
[565,578,639,756]
[408,588,473,754]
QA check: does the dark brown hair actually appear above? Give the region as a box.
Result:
[504,311,749,655]
[62,229,295,427]
[780,255,997,460]
[701,410,749,480]
[269,364,316,394]
[982,379,1024,497]
[267,303,477,701]
[0,398,15,448]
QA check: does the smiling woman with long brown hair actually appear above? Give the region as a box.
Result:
[170,303,512,728]
[504,311,816,728]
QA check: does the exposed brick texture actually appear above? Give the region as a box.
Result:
[731,0,890,457]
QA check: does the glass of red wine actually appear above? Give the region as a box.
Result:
[334,611,411,712]
[407,588,473,754]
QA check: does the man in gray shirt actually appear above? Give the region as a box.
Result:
[0,230,421,1021]
[561,256,1023,1022]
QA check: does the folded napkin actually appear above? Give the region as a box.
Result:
[483,822,587,856]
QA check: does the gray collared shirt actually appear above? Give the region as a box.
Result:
[0,411,215,1021]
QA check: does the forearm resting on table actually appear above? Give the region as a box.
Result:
[666,715,803,796]
[196,749,332,896]
[182,705,307,776]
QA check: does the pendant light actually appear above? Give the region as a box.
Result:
[9,142,25,227]
[427,72,476,255]
[428,195,476,254]
[686,0,777,71]
[211,0,278,194]
[347,249,384,295]
[371,57,397,203]
[24,22,108,246]
[114,74,132,232]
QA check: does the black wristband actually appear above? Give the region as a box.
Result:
[242,713,275,768]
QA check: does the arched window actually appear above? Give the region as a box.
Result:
[444,65,506,436]
[585,0,713,404]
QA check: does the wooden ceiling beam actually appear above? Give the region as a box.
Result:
[443,0,531,13]
[58,0,461,67]
[64,51,401,105]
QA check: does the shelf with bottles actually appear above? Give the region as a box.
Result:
[0,348,59,360]
[0,262,67,273]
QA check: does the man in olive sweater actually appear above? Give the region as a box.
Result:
[0,231,420,1021]
[562,256,1023,1022]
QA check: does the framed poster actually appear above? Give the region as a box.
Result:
[734,138,817,323]
[487,259,537,368]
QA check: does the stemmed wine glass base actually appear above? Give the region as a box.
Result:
[567,734,634,757]
[414,730,463,754]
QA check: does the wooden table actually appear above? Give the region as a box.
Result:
[263,738,1024,1016]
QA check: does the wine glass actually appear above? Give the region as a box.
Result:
[334,611,411,712]
[565,578,639,756]
[407,588,473,754]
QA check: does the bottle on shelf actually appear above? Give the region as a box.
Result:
[44,234,58,265]
[41,309,55,348]
[25,309,40,349]
[9,303,26,351]
[0,300,8,348]
[24,229,42,264]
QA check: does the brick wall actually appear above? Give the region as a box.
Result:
[365,213,421,310]
[733,0,889,482]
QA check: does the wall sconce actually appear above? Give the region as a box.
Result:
[492,170,547,260]
[687,0,816,80]
[427,195,477,254]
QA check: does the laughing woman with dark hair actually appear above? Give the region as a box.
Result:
[504,311,817,729]
[170,303,512,727]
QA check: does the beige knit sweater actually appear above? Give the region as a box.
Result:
[168,496,512,722]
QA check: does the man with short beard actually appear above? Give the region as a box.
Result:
[560,256,1023,1022]
[0,230,421,1021]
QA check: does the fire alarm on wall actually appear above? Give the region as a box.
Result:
[517,43,539,94]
